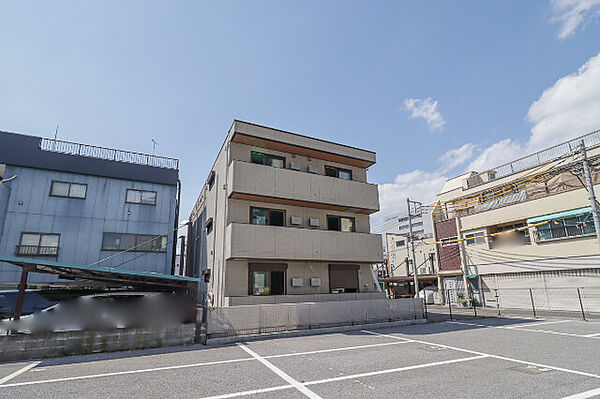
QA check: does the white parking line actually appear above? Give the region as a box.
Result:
[583,333,600,338]
[362,329,600,380]
[304,355,488,385]
[511,320,572,328]
[447,320,598,339]
[561,387,600,399]
[0,339,409,388]
[198,354,489,399]
[0,362,40,385]
[237,343,323,399]
[0,358,255,388]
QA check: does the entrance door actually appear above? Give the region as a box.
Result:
[329,264,359,293]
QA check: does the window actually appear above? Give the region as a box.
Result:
[325,165,352,180]
[441,237,457,247]
[102,233,167,252]
[411,221,424,227]
[250,151,285,168]
[126,189,157,205]
[397,217,409,223]
[248,263,287,295]
[251,207,285,226]
[17,233,60,256]
[327,215,356,232]
[395,240,405,247]
[465,232,486,246]
[50,181,87,199]
[490,222,530,246]
[206,171,215,190]
[204,217,213,234]
[537,213,595,241]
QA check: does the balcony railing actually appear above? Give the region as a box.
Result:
[468,129,600,189]
[16,245,59,256]
[40,138,179,170]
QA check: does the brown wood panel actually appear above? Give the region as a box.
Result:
[230,192,375,214]
[232,133,374,168]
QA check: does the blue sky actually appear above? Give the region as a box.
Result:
[1,1,600,222]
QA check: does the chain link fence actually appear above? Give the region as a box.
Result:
[426,286,600,321]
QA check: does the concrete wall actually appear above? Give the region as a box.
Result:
[228,160,378,212]
[0,165,177,284]
[225,223,383,263]
[0,324,196,362]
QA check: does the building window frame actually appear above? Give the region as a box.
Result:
[464,231,486,246]
[250,207,285,227]
[49,181,88,199]
[101,232,168,252]
[324,165,352,180]
[441,237,458,247]
[248,263,287,296]
[536,213,595,242]
[327,215,356,232]
[125,189,157,206]
[17,232,60,256]
[250,151,286,169]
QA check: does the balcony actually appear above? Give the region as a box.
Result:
[224,223,383,263]
[16,245,59,257]
[227,160,379,213]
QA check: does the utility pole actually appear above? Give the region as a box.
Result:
[579,139,600,252]
[407,198,420,296]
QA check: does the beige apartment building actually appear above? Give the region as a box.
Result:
[188,121,383,307]
[431,130,600,305]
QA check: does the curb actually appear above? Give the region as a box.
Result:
[206,318,427,346]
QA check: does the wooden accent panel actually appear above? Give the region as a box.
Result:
[230,192,375,214]
[232,133,374,168]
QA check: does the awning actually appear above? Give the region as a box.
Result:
[0,255,201,289]
[526,206,591,225]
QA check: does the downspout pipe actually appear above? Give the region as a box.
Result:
[171,179,181,275]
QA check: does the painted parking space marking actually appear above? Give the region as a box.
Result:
[447,320,600,339]
[237,343,323,399]
[561,387,600,399]
[0,339,412,388]
[511,320,572,328]
[362,329,600,380]
[198,354,488,399]
[0,362,40,385]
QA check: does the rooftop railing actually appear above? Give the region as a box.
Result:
[468,129,600,188]
[39,138,179,170]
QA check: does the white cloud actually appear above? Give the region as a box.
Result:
[403,97,446,132]
[377,52,600,221]
[439,143,477,170]
[526,51,600,151]
[551,0,600,40]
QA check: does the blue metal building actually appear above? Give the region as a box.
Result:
[0,130,180,287]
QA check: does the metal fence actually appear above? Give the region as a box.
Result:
[205,298,425,338]
[426,287,600,321]
[468,129,600,188]
[39,138,179,170]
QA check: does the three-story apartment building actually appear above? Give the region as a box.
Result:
[188,121,383,306]
[0,130,180,287]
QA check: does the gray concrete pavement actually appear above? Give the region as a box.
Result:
[1,316,599,398]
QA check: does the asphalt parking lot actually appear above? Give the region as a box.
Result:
[0,317,599,399]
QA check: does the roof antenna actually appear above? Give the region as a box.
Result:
[152,139,158,155]
[53,125,59,150]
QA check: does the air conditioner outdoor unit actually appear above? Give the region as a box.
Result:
[290,162,301,171]
[309,218,320,227]
[307,165,318,174]
[310,277,321,287]
[291,278,303,287]
[290,216,302,225]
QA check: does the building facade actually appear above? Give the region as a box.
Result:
[188,120,383,307]
[431,130,600,305]
[0,130,180,287]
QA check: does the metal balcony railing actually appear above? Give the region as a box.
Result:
[16,245,59,256]
[468,129,600,188]
[40,138,179,170]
